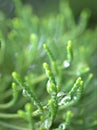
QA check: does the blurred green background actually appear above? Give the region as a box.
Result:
[0,0,97,25]
[0,0,97,129]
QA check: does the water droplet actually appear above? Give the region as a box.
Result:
[59,123,66,130]
[73,96,77,100]
[58,95,71,106]
[63,60,70,68]
[64,95,71,100]
[57,91,66,98]
[33,101,37,106]
[22,89,28,97]
[44,118,52,129]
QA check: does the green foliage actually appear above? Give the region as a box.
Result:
[0,0,97,130]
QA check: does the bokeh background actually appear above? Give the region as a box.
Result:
[0,0,97,24]
[0,0,97,130]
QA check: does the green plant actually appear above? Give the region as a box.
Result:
[0,0,97,130]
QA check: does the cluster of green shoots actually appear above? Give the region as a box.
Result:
[0,41,93,130]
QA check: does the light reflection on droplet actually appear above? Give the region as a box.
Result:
[63,60,70,68]
[73,96,77,100]
[59,123,66,130]
[22,89,28,97]
[44,118,52,129]
[57,91,66,97]
[58,95,71,106]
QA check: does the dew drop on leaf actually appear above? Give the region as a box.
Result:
[22,89,28,97]
[63,60,70,68]
[59,123,66,130]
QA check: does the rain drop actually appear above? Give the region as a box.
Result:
[22,89,28,97]
[63,60,70,68]
[44,118,52,129]
[59,123,66,130]
[58,95,71,106]
[73,96,77,100]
